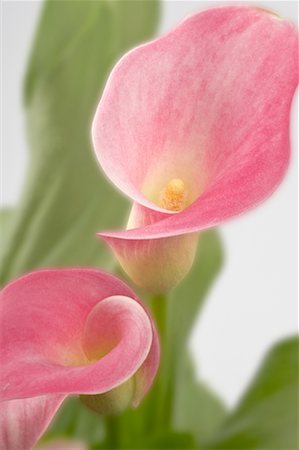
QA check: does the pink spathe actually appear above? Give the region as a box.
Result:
[0,396,65,450]
[92,6,298,292]
[0,269,159,450]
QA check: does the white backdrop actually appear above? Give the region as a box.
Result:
[1,1,298,407]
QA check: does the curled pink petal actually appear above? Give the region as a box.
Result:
[0,269,159,447]
[0,395,65,450]
[0,269,158,401]
[82,295,151,362]
[132,321,160,406]
[93,6,298,291]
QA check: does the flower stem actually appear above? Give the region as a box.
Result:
[150,294,167,350]
[149,294,172,431]
[105,415,118,449]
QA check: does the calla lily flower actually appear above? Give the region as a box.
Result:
[0,269,159,450]
[92,6,298,293]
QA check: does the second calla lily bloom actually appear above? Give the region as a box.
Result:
[0,269,159,450]
[92,6,298,293]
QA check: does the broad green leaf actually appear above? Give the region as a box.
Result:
[143,430,197,449]
[173,353,227,445]
[0,209,14,261]
[206,337,299,449]
[0,0,160,285]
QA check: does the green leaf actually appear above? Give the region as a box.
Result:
[0,0,160,285]
[144,430,197,449]
[173,353,227,445]
[206,337,299,449]
[0,209,14,261]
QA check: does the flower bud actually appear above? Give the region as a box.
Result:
[80,377,135,415]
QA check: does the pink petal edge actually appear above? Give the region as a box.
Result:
[0,395,65,450]
[0,269,159,403]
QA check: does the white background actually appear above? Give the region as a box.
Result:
[1,1,298,408]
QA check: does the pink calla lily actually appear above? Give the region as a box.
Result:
[0,269,159,450]
[92,6,298,293]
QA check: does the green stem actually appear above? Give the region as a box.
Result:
[105,415,118,449]
[149,294,172,431]
[151,294,167,349]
